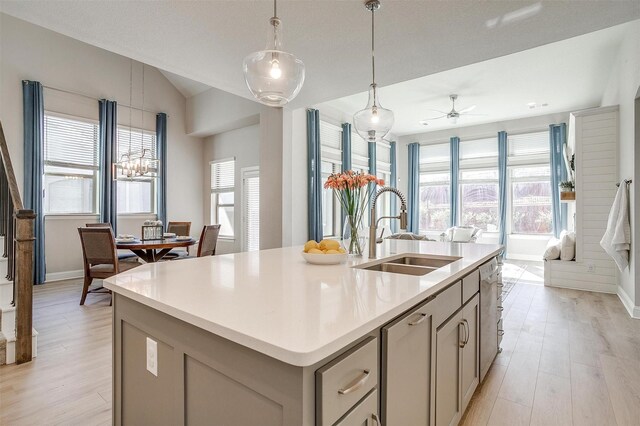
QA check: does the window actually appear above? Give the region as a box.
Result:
[117,127,157,214]
[211,159,235,238]
[508,131,552,234]
[459,169,499,231]
[419,142,451,232]
[43,113,99,214]
[459,138,499,231]
[242,168,260,251]
[322,160,341,237]
[320,121,343,238]
[419,172,450,231]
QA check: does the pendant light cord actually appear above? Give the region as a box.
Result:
[128,59,133,157]
[371,5,376,87]
[274,0,277,18]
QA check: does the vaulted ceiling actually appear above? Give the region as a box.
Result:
[1,0,638,109]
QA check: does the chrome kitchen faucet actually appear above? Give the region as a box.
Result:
[369,187,408,259]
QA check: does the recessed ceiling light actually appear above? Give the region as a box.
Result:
[541,103,549,107]
[419,120,429,126]
[527,102,537,109]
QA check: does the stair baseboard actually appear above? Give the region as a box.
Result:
[1,304,16,337]
[3,328,38,365]
[0,332,6,365]
[0,279,13,306]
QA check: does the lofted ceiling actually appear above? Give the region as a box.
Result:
[0,0,639,110]
[319,21,634,135]
[158,69,211,98]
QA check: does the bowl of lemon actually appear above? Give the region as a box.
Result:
[301,239,348,265]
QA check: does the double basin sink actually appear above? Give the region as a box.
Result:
[355,254,461,276]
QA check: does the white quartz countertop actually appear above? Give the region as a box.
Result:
[104,240,501,367]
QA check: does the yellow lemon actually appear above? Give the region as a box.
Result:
[319,239,340,251]
[308,248,323,254]
[326,249,341,254]
[304,240,319,253]
[337,247,346,254]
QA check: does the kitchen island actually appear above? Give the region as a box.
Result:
[105,240,502,426]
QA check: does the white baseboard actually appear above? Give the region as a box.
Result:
[617,286,640,319]
[45,270,83,283]
[545,281,617,294]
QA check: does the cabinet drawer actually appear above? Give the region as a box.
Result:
[335,389,379,426]
[316,336,378,426]
[435,281,462,327]
[462,269,480,303]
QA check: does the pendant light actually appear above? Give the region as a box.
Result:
[353,0,394,142]
[243,0,305,107]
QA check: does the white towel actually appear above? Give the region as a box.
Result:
[600,183,631,271]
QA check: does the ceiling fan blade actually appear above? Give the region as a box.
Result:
[420,114,447,123]
[458,105,477,114]
[462,113,488,117]
[425,109,450,115]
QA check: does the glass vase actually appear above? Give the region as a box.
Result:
[342,215,366,256]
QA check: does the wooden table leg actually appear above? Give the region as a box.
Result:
[131,249,149,263]
[155,248,173,262]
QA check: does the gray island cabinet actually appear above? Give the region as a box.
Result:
[105,241,502,426]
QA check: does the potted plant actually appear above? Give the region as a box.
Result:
[559,180,575,200]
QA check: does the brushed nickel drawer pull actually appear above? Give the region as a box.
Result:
[408,313,427,326]
[498,330,505,336]
[463,319,470,346]
[371,413,381,426]
[497,306,504,312]
[338,369,371,395]
[459,321,466,348]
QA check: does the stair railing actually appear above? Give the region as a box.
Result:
[0,120,35,364]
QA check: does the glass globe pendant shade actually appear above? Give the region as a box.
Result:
[243,17,305,107]
[353,84,394,142]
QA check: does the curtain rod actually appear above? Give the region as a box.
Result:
[41,84,166,116]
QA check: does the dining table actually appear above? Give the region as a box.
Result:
[116,238,197,263]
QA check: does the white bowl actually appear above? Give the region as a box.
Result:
[301,251,348,265]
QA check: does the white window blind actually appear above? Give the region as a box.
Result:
[419,142,450,164]
[211,159,235,191]
[242,169,260,252]
[509,131,549,156]
[44,114,98,168]
[320,122,341,150]
[117,127,157,161]
[460,137,498,160]
[43,113,99,214]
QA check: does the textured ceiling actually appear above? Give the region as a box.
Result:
[1,0,639,109]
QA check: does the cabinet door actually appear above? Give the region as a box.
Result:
[382,301,434,425]
[460,294,480,412]
[434,311,463,426]
[335,389,379,426]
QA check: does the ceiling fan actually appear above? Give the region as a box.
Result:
[419,94,480,125]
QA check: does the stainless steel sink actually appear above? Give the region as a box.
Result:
[355,254,461,276]
[387,255,459,269]
[361,262,436,276]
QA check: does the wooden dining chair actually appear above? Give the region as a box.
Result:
[164,221,193,259]
[167,221,191,236]
[197,225,221,257]
[85,222,137,262]
[77,227,140,305]
[85,222,111,228]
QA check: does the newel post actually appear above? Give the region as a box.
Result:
[14,209,35,364]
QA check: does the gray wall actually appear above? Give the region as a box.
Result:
[203,124,260,254]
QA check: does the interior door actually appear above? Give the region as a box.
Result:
[434,311,463,426]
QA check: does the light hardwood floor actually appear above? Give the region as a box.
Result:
[461,263,640,426]
[1,264,639,426]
